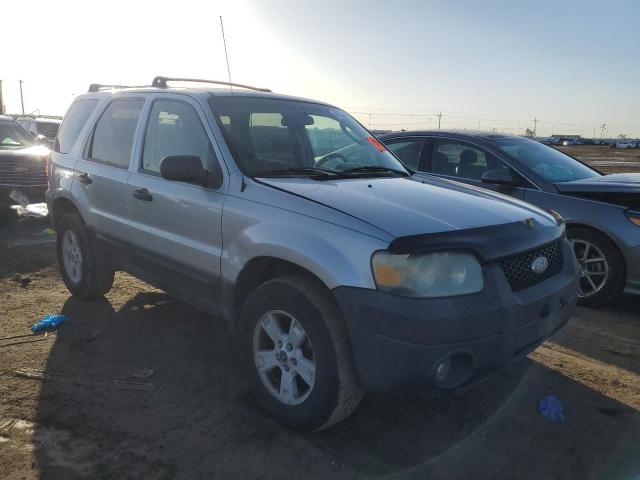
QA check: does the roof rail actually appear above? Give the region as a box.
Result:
[87,83,148,93]
[151,76,272,92]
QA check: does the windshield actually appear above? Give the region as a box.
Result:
[208,97,408,178]
[36,121,60,138]
[493,137,599,182]
[0,122,35,149]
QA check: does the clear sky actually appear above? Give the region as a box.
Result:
[2,0,639,137]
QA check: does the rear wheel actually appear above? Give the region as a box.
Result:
[239,275,363,431]
[568,228,624,306]
[56,212,114,299]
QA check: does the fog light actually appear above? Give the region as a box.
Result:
[435,358,452,382]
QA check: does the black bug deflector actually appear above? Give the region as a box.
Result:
[387,218,565,263]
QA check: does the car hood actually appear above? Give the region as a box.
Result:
[555,173,640,194]
[258,175,556,238]
[0,145,49,162]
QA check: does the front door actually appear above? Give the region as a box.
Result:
[126,96,227,312]
[427,138,528,200]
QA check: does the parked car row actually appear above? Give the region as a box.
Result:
[0,115,50,212]
[6,77,638,430]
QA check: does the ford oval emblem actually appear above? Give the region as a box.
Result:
[531,256,549,275]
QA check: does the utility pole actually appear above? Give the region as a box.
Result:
[532,116,538,136]
[600,123,607,139]
[0,80,4,115]
[19,80,25,114]
[437,111,442,129]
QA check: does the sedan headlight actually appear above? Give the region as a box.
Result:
[371,251,484,298]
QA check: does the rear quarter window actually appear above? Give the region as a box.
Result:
[55,99,99,154]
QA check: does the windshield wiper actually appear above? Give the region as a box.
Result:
[256,167,344,179]
[340,166,409,177]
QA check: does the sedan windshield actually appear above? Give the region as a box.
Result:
[209,97,408,178]
[0,122,35,149]
[493,137,599,182]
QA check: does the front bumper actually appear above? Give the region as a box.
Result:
[333,239,579,394]
[623,244,640,294]
[0,185,47,205]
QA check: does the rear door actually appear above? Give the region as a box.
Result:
[125,94,227,312]
[425,137,528,200]
[382,137,428,171]
[72,97,144,239]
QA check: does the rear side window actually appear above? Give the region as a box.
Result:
[141,100,216,173]
[87,99,143,168]
[55,99,98,153]
[384,138,425,170]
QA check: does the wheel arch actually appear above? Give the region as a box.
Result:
[231,256,334,331]
[565,222,627,281]
[51,197,84,230]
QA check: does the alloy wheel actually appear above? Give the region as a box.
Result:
[253,310,316,405]
[62,230,83,283]
[570,239,609,298]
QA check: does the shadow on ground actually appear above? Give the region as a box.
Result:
[31,293,640,479]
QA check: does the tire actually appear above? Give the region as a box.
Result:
[56,212,114,299]
[567,228,625,307]
[239,275,364,431]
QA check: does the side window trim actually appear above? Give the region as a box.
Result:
[84,97,145,170]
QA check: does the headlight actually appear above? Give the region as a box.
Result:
[371,251,484,298]
[625,210,640,227]
[547,209,565,226]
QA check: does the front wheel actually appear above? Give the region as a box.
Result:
[239,275,363,431]
[568,228,625,306]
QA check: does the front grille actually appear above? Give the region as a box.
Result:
[0,161,47,187]
[499,241,563,292]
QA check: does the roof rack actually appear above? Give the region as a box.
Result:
[151,76,271,92]
[87,83,148,93]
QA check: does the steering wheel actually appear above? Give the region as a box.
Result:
[315,152,350,168]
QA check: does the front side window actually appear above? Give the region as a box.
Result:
[384,138,425,170]
[56,99,99,154]
[142,100,216,173]
[0,121,35,149]
[209,97,408,178]
[88,99,143,168]
[431,139,503,180]
[493,137,599,182]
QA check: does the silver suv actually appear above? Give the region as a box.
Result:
[46,77,579,430]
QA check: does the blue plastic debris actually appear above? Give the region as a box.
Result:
[538,395,565,422]
[31,314,69,333]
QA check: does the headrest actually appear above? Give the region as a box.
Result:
[459,149,477,165]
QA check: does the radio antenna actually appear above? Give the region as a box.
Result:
[219,16,233,95]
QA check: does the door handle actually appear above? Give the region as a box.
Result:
[133,188,153,202]
[77,172,92,185]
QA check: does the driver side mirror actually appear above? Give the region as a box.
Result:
[481,168,519,186]
[160,155,213,186]
[35,134,52,148]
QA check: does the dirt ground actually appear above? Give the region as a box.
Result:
[1,146,639,479]
[555,144,640,174]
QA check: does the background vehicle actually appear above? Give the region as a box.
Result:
[47,79,577,430]
[381,130,640,305]
[0,115,49,215]
[16,116,62,141]
[615,140,637,149]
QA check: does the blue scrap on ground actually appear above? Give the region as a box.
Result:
[538,395,566,422]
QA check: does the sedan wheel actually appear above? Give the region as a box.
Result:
[570,238,609,298]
